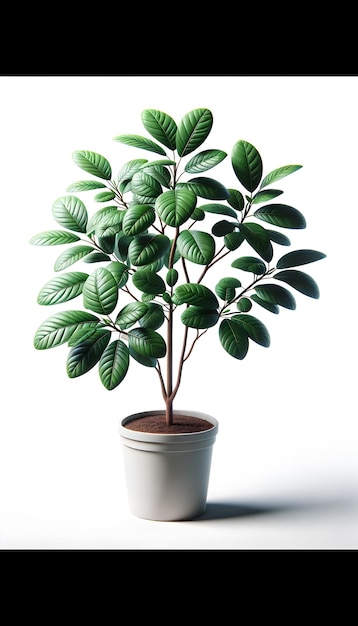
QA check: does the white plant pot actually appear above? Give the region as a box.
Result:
[119,410,219,521]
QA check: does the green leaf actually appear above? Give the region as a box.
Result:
[260,165,302,189]
[139,302,165,330]
[132,270,166,295]
[276,249,327,269]
[224,231,245,251]
[37,272,89,305]
[116,302,149,330]
[128,328,166,358]
[113,134,166,156]
[129,345,157,367]
[141,109,177,150]
[231,140,262,193]
[200,203,237,218]
[219,319,249,359]
[178,177,229,200]
[166,268,179,287]
[231,256,267,274]
[254,204,306,229]
[273,269,320,298]
[266,229,291,246]
[68,323,104,346]
[173,283,219,308]
[99,339,130,390]
[94,191,116,203]
[251,294,279,314]
[140,164,172,189]
[156,188,197,227]
[176,108,213,157]
[86,206,123,236]
[97,235,115,253]
[34,310,100,350]
[83,252,111,263]
[122,204,156,236]
[30,230,81,246]
[117,159,148,185]
[252,189,283,204]
[66,180,107,192]
[54,245,95,271]
[72,151,112,180]
[67,329,111,378]
[105,261,129,287]
[131,170,162,201]
[212,220,236,237]
[181,306,219,329]
[82,267,118,314]
[239,222,273,262]
[128,234,170,266]
[176,230,215,265]
[237,297,252,312]
[227,189,245,211]
[185,149,227,174]
[231,314,270,347]
[215,277,241,301]
[52,196,88,233]
[254,284,296,309]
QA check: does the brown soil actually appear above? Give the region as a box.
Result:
[124,414,214,434]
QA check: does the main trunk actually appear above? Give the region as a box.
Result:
[165,303,174,426]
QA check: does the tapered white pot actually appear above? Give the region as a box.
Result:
[119,410,218,521]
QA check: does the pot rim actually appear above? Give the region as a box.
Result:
[119,409,218,445]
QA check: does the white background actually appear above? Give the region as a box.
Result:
[0,75,357,550]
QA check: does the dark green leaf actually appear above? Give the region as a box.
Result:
[215,277,241,301]
[99,339,130,390]
[113,134,166,156]
[231,256,267,274]
[254,284,296,309]
[237,297,252,312]
[227,189,245,211]
[251,294,279,314]
[212,220,236,237]
[176,108,213,157]
[128,234,170,266]
[132,270,166,295]
[176,230,215,265]
[276,249,327,269]
[231,314,270,347]
[219,318,249,359]
[239,222,273,262]
[173,283,219,308]
[274,269,320,298]
[72,151,112,180]
[224,231,245,251]
[82,267,118,314]
[67,329,111,378]
[166,268,179,287]
[37,272,89,305]
[67,323,104,346]
[260,165,302,189]
[266,229,291,246]
[156,188,197,227]
[185,149,227,174]
[34,310,100,349]
[200,202,237,218]
[122,204,155,236]
[141,109,177,150]
[128,328,166,358]
[52,196,88,233]
[231,140,262,193]
[116,302,149,330]
[139,303,165,330]
[105,261,129,287]
[178,177,229,200]
[86,206,123,236]
[252,189,283,204]
[129,345,157,367]
[30,230,81,246]
[254,204,306,229]
[181,306,219,329]
[83,252,111,263]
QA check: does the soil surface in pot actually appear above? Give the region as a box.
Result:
[124,414,213,434]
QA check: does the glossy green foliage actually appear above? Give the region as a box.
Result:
[31,108,326,394]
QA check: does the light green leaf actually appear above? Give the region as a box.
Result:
[131,170,162,201]
[37,272,89,305]
[105,261,129,287]
[141,109,177,150]
[252,189,283,204]
[72,150,112,180]
[30,230,81,246]
[66,180,107,192]
[86,206,123,236]
[82,267,118,314]
[68,323,104,346]
[156,188,197,227]
[54,245,95,271]
[34,310,100,350]
[122,204,156,236]
[231,140,262,193]
[67,329,111,378]
[83,252,111,263]
[176,230,215,265]
[176,108,213,157]
[273,269,320,298]
[260,165,302,189]
[94,191,116,203]
[117,159,148,184]
[99,340,130,390]
[276,249,327,269]
[132,270,166,295]
[52,196,88,233]
[185,149,227,174]
[113,134,166,156]
[178,177,229,200]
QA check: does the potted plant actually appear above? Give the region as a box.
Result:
[30,108,326,521]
